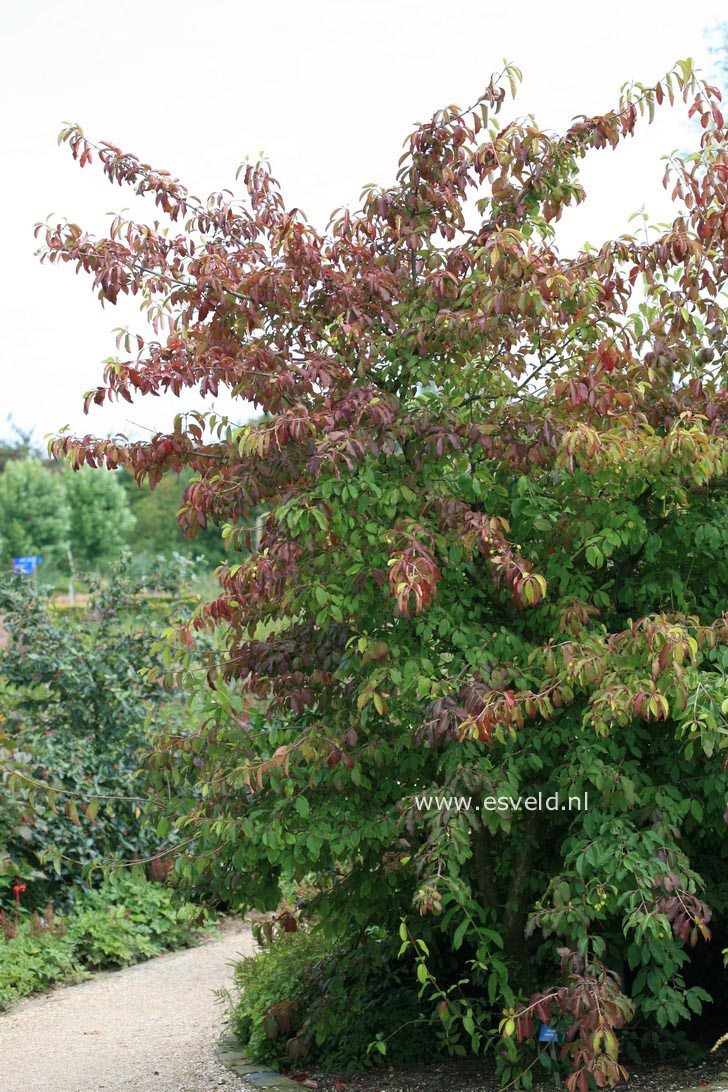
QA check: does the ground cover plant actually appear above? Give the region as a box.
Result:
[41,59,728,1090]
[0,873,204,1010]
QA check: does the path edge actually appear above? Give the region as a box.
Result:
[216,1032,304,1090]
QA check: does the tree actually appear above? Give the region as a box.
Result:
[0,459,70,567]
[64,465,135,570]
[0,424,41,473]
[41,61,728,1089]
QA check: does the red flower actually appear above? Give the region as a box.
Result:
[12,883,26,896]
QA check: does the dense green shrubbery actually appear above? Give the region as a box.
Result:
[0,558,195,908]
[0,565,212,1011]
[230,926,439,1072]
[0,874,205,1010]
[68,872,203,967]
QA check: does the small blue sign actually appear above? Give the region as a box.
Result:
[538,1024,560,1043]
[12,555,42,575]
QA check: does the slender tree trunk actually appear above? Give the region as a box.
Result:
[470,822,498,912]
[503,811,539,951]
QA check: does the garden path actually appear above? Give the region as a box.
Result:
[0,919,256,1091]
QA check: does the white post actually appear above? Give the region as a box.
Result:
[66,545,77,606]
[254,513,265,551]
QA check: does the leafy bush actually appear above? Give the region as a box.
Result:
[230,927,438,1072]
[44,56,728,1090]
[0,875,205,1009]
[68,872,203,967]
[67,901,157,968]
[0,707,46,890]
[0,557,195,908]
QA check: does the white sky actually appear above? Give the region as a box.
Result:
[0,0,725,445]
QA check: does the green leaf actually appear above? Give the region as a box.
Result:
[294,796,310,819]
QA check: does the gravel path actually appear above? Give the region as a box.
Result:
[0,922,257,1092]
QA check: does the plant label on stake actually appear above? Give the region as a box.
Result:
[12,556,42,575]
[538,1025,561,1089]
[538,1025,559,1043]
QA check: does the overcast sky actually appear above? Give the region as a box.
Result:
[1,0,725,446]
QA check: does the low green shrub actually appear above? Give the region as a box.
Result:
[0,875,207,1009]
[229,926,438,1072]
[66,903,157,969]
[68,872,204,968]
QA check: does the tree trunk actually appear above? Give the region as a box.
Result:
[502,810,539,952]
[470,821,498,912]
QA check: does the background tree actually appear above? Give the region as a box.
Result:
[0,424,40,473]
[0,448,219,579]
[64,465,135,571]
[41,60,728,1090]
[0,459,70,568]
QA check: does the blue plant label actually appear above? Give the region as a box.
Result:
[12,556,42,575]
[538,1024,559,1043]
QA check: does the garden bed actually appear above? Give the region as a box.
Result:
[0,874,208,1011]
[296,1054,728,1092]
